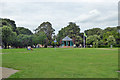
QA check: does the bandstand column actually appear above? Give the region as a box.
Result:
[66,41,67,46]
[70,41,71,46]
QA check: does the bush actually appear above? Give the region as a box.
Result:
[98,45,109,48]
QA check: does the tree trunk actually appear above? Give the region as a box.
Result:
[8,44,9,49]
[4,43,7,49]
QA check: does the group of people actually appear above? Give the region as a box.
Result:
[73,44,82,48]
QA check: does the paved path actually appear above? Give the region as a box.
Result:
[0,67,19,79]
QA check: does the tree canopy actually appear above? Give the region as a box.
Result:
[84,28,103,36]
[35,22,55,46]
[2,26,17,48]
[0,18,17,32]
[0,18,120,48]
[57,22,80,44]
[16,27,33,35]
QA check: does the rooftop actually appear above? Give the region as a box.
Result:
[62,36,72,41]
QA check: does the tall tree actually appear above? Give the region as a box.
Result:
[35,22,55,46]
[57,22,80,44]
[8,32,17,48]
[2,26,16,48]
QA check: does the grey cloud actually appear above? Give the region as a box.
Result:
[0,1,118,34]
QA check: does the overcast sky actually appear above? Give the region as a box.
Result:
[0,0,119,34]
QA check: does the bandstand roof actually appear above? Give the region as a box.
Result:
[62,36,72,41]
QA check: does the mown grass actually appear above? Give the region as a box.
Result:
[1,48,118,78]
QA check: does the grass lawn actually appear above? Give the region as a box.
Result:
[1,48,118,78]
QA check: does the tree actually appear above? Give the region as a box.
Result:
[17,34,33,48]
[8,32,17,48]
[86,35,100,48]
[35,22,55,46]
[107,35,116,47]
[2,26,15,48]
[57,22,80,44]
[93,40,98,48]
[117,26,120,47]
[16,27,33,35]
[101,27,118,45]
[0,27,2,46]
[85,28,103,37]
[85,27,118,47]
[75,35,82,47]
[32,34,39,47]
[102,31,112,45]
[32,31,47,47]
[38,32,47,46]
[0,18,17,32]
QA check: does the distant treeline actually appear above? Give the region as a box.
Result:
[0,18,120,49]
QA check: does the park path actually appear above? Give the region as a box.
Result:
[0,67,19,79]
[0,53,19,79]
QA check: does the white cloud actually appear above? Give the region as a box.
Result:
[71,9,117,32]
[73,9,117,23]
[73,9,101,23]
[1,0,119,3]
[0,1,118,34]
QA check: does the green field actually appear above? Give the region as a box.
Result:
[1,48,118,78]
